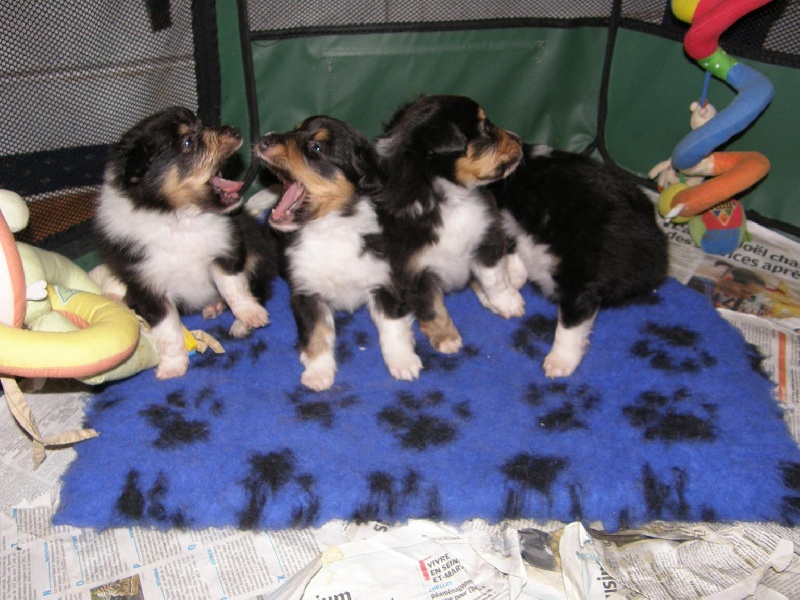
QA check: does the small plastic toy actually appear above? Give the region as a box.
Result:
[651,0,773,255]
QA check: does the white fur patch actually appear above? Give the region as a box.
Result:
[417,178,493,293]
[543,311,596,378]
[287,199,391,313]
[95,183,235,312]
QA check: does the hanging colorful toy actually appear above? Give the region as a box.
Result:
[650,0,774,255]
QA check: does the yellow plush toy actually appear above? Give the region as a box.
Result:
[0,189,149,466]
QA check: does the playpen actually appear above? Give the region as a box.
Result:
[1,0,799,262]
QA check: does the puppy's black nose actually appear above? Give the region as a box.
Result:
[258,133,279,152]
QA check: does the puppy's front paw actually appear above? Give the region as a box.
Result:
[386,352,423,381]
[433,334,462,354]
[300,352,336,391]
[489,288,526,319]
[155,353,189,379]
[507,253,529,290]
[543,350,581,379]
[230,304,269,338]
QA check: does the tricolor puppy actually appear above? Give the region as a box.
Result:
[375,95,526,355]
[94,106,278,380]
[255,116,423,391]
[490,145,669,378]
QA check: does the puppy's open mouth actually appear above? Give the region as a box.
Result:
[210,175,244,213]
[269,179,306,228]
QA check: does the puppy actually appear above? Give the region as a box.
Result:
[94,106,278,379]
[254,116,423,391]
[375,95,525,356]
[490,144,669,377]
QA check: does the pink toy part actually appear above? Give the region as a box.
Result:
[670,151,770,217]
[683,0,773,61]
[0,212,26,328]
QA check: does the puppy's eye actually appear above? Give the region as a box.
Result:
[182,136,195,151]
[309,141,322,153]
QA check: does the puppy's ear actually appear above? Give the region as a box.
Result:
[118,133,154,185]
[353,146,383,194]
[422,122,468,156]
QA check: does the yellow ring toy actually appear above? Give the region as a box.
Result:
[0,195,140,381]
[0,284,141,379]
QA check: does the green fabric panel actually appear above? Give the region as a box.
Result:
[605,29,800,228]
[248,27,605,149]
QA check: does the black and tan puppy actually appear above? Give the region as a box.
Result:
[255,116,424,391]
[94,106,278,379]
[374,95,526,356]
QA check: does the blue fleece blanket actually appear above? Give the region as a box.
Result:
[54,278,800,532]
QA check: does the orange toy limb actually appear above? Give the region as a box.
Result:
[670,151,770,218]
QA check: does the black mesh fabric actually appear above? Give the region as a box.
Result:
[245,0,615,36]
[0,0,204,255]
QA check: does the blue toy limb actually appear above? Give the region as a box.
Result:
[672,62,774,170]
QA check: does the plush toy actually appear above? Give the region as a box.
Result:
[650,0,773,255]
[0,190,146,466]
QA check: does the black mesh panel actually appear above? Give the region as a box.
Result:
[0,0,204,255]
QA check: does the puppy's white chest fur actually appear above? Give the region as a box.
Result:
[288,201,389,312]
[417,179,491,292]
[96,185,232,309]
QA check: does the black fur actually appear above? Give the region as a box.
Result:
[489,144,669,376]
[94,106,278,379]
[374,95,525,353]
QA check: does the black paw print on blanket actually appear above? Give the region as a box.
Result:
[237,448,321,529]
[138,388,220,449]
[117,470,188,527]
[510,314,556,360]
[500,453,570,520]
[286,384,360,428]
[622,388,718,442]
[522,381,601,432]
[352,468,443,523]
[631,322,717,373]
[780,462,800,526]
[377,390,472,450]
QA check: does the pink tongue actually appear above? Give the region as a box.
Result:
[210,176,244,203]
[272,182,304,219]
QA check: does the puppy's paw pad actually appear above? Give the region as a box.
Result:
[301,368,336,392]
[202,302,225,320]
[388,354,423,381]
[155,354,189,380]
[543,351,580,379]
[434,335,463,354]
[235,304,269,329]
[490,289,526,319]
[229,320,252,339]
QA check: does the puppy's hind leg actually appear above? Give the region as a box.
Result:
[211,264,269,338]
[417,287,462,354]
[471,222,525,318]
[292,294,337,391]
[471,257,525,319]
[150,304,191,379]
[543,292,598,378]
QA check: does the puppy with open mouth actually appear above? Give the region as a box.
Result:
[94,106,278,379]
[255,116,424,391]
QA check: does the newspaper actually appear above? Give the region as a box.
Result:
[2,215,800,599]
